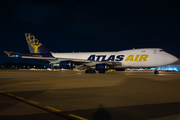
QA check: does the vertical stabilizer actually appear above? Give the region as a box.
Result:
[25,33,53,57]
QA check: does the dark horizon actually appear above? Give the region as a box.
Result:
[1,1,180,64]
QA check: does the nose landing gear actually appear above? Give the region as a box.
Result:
[154,70,159,74]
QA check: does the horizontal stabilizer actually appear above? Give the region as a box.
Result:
[3,51,55,60]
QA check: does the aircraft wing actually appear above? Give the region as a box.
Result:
[53,57,121,66]
[4,51,122,68]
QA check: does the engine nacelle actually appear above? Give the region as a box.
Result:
[59,61,73,69]
[95,64,109,71]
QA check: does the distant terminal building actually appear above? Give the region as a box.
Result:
[1,59,180,72]
[155,58,180,71]
[126,59,180,72]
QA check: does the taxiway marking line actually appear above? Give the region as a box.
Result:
[7,93,14,96]
[0,91,75,120]
[69,114,88,120]
[44,105,61,112]
[17,96,25,100]
[27,100,39,105]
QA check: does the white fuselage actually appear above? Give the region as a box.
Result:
[51,48,178,68]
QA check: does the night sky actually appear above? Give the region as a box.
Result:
[1,1,180,64]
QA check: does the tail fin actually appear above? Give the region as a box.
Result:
[25,33,50,54]
[25,33,53,57]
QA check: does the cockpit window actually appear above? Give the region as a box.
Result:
[159,50,164,52]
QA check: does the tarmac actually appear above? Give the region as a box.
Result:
[0,70,180,120]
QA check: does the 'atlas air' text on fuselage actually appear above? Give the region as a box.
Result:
[87,55,149,61]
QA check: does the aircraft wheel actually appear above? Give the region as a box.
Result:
[154,70,159,74]
[85,69,96,73]
[99,71,105,73]
[85,70,89,73]
[91,70,96,73]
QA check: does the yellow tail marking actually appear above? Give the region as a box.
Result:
[25,33,42,53]
[69,114,88,120]
[4,51,10,57]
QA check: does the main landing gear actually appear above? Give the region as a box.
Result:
[85,69,96,73]
[85,69,106,73]
[154,70,159,74]
[98,71,105,73]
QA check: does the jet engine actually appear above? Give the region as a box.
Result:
[59,61,73,69]
[95,64,109,72]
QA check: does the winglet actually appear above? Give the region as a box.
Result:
[4,51,11,57]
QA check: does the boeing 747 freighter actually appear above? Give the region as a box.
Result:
[4,33,178,74]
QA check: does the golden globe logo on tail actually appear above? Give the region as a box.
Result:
[25,33,42,53]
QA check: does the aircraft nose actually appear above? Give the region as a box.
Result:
[174,56,178,62]
[165,54,178,64]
